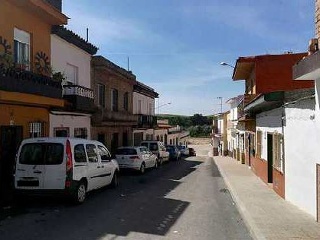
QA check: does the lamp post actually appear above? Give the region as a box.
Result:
[157,102,171,115]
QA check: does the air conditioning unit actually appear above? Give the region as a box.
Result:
[308,38,319,54]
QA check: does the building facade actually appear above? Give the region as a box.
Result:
[292,0,320,221]
[50,26,98,139]
[91,56,137,154]
[132,81,158,146]
[0,0,68,205]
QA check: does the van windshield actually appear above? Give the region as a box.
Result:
[19,143,64,165]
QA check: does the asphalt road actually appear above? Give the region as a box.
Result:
[0,145,252,240]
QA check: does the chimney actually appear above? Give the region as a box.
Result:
[44,0,62,11]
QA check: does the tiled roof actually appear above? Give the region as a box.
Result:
[51,25,98,55]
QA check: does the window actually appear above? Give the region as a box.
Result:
[273,133,284,172]
[123,92,129,111]
[74,128,87,139]
[97,84,106,108]
[54,127,69,137]
[19,143,63,165]
[29,122,45,138]
[138,100,142,114]
[111,89,118,111]
[256,130,262,158]
[116,148,137,155]
[65,63,78,84]
[149,103,153,115]
[86,144,98,162]
[97,145,111,162]
[14,28,30,70]
[74,144,87,163]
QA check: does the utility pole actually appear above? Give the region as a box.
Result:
[217,97,222,113]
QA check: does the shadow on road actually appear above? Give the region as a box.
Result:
[0,158,203,239]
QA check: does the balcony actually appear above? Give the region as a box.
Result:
[63,85,95,113]
[136,114,157,128]
[0,65,62,99]
[99,111,138,124]
[237,94,257,121]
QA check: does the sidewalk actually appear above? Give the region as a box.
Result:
[214,156,320,240]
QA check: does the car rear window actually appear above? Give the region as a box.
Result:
[149,143,158,151]
[116,148,137,155]
[19,143,64,165]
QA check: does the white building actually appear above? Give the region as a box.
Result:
[50,26,98,138]
[245,88,317,219]
[226,95,243,159]
[132,81,158,145]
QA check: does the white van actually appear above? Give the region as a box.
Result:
[14,137,119,204]
[140,140,169,165]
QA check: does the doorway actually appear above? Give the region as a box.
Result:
[317,164,320,222]
[267,134,273,183]
[0,126,23,205]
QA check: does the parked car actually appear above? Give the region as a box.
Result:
[166,145,181,160]
[188,147,196,156]
[177,145,189,156]
[14,137,119,204]
[115,146,158,173]
[140,140,170,164]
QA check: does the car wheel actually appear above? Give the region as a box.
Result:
[74,181,86,204]
[111,171,119,188]
[140,163,146,174]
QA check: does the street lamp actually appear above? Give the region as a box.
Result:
[157,102,171,115]
[220,62,235,69]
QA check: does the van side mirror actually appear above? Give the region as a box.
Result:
[101,155,112,162]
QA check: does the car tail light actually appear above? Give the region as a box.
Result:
[66,139,73,172]
[65,139,73,188]
[130,155,139,160]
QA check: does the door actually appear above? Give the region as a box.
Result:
[85,144,101,190]
[15,142,46,190]
[267,134,273,183]
[317,164,320,222]
[0,126,23,204]
[111,133,119,156]
[98,145,113,186]
[43,143,65,189]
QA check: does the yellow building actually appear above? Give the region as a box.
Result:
[0,0,68,205]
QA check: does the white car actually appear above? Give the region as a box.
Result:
[140,141,170,165]
[115,146,158,174]
[14,137,119,204]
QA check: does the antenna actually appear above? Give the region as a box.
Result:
[86,28,89,42]
[127,56,130,71]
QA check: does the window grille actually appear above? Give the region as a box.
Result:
[74,128,88,139]
[29,122,46,138]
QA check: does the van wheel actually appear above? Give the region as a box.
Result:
[111,171,119,188]
[140,163,146,174]
[74,181,86,204]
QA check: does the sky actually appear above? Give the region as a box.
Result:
[63,0,314,116]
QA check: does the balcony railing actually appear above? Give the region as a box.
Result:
[101,111,138,123]
[0,65,62,99]
[238,94,256,120]
[136,114,157,128]
[63,84,95,113]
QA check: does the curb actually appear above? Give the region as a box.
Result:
[212,157,266,240]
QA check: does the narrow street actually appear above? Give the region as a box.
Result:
[0,145,251,240]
